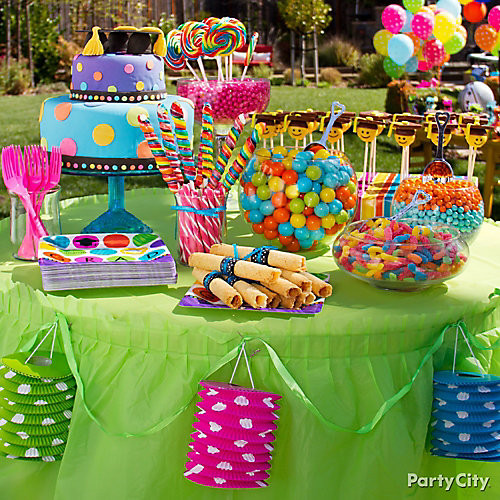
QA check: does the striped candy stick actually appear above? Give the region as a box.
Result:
[198,103,214,185]
[208,113,247,189]
[137,115,174,188]
[170,102,196,182]
[222,123,264,193]
[157,105,184,188]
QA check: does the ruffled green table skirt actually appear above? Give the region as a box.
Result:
[0,188,499,500]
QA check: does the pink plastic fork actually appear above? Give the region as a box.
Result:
[1,147,48,250]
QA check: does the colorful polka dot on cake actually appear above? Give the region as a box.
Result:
[136,81,145,91]
[124,64,134,74]
[136,140,152,158]
[146,60,154,70]
[54,102,72,121]
[92,124,115,146]
[126,106,149,127]
[93,71,102,81]
[59,138,77,156]
[40,137,48,149]
[80,82,87,91]
[76,63,83,72]
[107,85,117,92]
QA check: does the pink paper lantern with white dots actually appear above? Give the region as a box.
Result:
[382,4,407,34]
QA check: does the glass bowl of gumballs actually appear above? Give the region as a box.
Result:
[239,146,357,254]
[391,177,483,243]
[333,217,469,291]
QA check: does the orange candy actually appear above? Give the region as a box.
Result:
[271,192,287,208]
[273,207,290,223]
[279,234,293,246]
[263,216,278,231]
[253,223,265,234]
[286,238,301,252]
[264,229,279,240]
[336,186,350,202]
[306,215,321,231]
[282,170,298,185]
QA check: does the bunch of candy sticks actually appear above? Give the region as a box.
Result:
[165,18,258,82]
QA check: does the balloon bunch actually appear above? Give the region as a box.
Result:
[474,5,500,56]
[374,1,469,79]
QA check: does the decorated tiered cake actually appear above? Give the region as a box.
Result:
[40,26,193,176]
[39,26,194,233]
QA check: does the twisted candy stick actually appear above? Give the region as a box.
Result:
[208,113,247,188]
[241,32,259,80]
[198,103,215,185]
[222,122,264,193]
[137,115,179,192]
[170,102,196,182]
[157,105,184,189]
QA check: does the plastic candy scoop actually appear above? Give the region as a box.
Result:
[423,111,454,181]
[305,101,345,152]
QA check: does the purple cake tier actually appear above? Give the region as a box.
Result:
[71,54,165,95]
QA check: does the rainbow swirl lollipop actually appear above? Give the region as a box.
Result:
[202,19,246,57]
[179,21,207,59]
[245,32,259,66]
[202,17,220,28]
[165,29,186,70]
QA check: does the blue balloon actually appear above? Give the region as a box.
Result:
[387,34,414,66]
[436,0,461,18]
[401,11,413,33]
[405,56,418,74]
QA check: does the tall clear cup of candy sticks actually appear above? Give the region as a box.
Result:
[138,101,266,264]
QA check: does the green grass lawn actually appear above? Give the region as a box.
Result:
[0,85,498,220]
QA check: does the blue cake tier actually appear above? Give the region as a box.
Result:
[39,94,195,176]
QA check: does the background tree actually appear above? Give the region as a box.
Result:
[278,0,332,85]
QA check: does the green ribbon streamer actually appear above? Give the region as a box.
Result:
[46,313,498,438]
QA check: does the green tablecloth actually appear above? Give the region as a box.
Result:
[0,188,499,500]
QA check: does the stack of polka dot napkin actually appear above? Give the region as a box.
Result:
[430,371,500,461]
[0,351,76,461]
[185,380,281,488]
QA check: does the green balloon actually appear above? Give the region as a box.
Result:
[383,57,405,79]
[443,33,466,55]
[403,0,424,14]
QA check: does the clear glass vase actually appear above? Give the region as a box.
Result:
[9,185,62,261]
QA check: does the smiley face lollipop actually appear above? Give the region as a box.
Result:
[388,121,422,180]
[465,123,491,181]
[285,116,311,149]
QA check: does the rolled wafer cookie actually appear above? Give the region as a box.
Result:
[264,277,301,299]
[188,253,281,284]
[280,269,312,293]
[224,276,267,309]
[192,268,242,309]
[298,272,332,298]
[210,244,306,272]
[279,293,304,309]
[252,284,281,308]
[304,292,316,305]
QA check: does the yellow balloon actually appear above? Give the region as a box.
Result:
[455,15,462,26]
[433,12,456,43]
[373,29,392,56]
[459,0,473,5]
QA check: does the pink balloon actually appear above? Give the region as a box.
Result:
[411,12,434,40]
[423,39,446,66]
[488,6,500,32]
[382,4,407,34]
[418,59,432,72]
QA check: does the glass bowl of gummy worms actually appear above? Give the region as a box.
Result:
[333,217,469,291]
[176,78,271,135]
[391,177,483,244]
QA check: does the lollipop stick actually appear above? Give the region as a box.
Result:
[361,141,369,194]
[185,61,201,81]
[230,54,233,81]
[270,137,274,149]
[225,56,229,81]
[467,148,477,181]
[241,65,249,81]
[216,56,223,81]
[197,58,208,82]
[295,139,299,149]
[341,134,345,152]
[280,133,284,147]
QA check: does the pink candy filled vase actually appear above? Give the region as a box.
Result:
[177,78,270,135]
